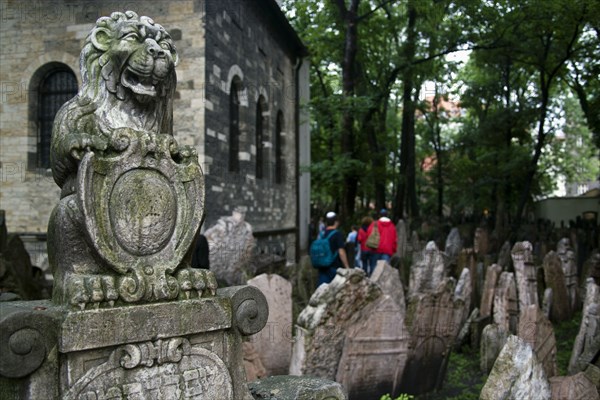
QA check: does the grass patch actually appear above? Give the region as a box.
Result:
[415,346,486,400]
[554,310,582,375]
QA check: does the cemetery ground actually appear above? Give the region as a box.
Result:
[378,310,582,400]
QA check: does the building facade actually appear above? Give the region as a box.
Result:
[0,0,310,266]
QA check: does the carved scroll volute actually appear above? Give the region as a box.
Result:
[0,304,60,379]
[219,286,269,336]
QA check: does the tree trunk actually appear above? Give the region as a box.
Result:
[336,0,361,219]
[394,0,417,219]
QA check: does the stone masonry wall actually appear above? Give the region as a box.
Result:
[0,0,206,233]
[203,0,300,259]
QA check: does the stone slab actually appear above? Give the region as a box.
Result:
[248,274,293,376]
[60,297,232,352]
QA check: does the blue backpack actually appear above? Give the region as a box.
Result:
[310,230,338,268]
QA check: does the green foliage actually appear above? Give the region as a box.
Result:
[380,394,414,400]
[284,0,599,223]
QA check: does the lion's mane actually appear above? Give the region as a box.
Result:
[51,11,178,192]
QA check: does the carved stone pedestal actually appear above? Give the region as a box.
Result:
[1,286,268,400]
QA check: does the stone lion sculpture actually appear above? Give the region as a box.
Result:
[48,11,216,309]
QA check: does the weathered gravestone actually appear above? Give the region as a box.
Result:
[401,277,466,395]
[556,238,579,313]
[549,372,600,400]
[497,241,512,270]
[0,12,341,400]
[248,274,293,376]
[474,226,489,257]
[493,271,519,334]
[518,304,558,379]
[445,227,462,264]
[290,268,407,400]
[480,335,551,400]
[395,219,408,259]
[480,323,508,373]
[204,210,256,286]
[580,251,600,300]
[511,241,539,311]
[543,251,571,322]
[480,264,502,318]
[371,260,406,312]
[408,241,446,298]
[569,278,600,375]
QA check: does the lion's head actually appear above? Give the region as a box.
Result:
[78,11,178,132]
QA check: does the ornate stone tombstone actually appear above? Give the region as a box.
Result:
[0,12,340,400]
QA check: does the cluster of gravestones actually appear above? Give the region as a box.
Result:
[241,219,600,400]
[479,239,600,400]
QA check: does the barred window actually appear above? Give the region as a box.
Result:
[38,68,77,169]
[255,96,268,180]
[275,110,284,184]
[229,77,242,173]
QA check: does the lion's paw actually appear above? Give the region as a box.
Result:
[65,132,109,161]
[176,268,218,300]
[66,274,118,310]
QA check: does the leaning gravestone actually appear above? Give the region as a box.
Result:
[480,264,503,318]
[480,335,551,400]
[511,241,539,310]
[580,251,600,300]
[371,260,406,311]
[401,277,465,395]
[497,241,512,270]
[518,304,558,379]
[290,268,406,400]
[493,272,519,334]
[247,274,293,376]
[543,251,571,322]
[549,372,600,400]
[480,323,509,373]
[408,241,446,298]
[556,238,579,313]
[568,278,600,375]
[0,12,342,400]
[204,210,256,286]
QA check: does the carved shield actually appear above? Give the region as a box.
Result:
[77,129,204,282]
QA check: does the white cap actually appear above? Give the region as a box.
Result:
[326,211,336,218]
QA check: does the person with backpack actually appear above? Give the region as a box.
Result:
[364,209,397,272]
[310,211,349,286]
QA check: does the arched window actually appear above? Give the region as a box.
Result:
[275,111,284,184]
[255,96,268,180]
[229,77,242,172]
[37,67,77,169]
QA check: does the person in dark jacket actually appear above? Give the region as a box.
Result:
[317,211,350,286]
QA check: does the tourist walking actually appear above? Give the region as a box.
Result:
[357,216,375,275]
[309,211,350,286]
[365,209,397,272]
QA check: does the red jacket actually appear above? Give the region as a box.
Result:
[357,225,371,252]
[365,218,397,256]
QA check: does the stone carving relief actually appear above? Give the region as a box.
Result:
[47,11,214,309]
[64,337,233,399]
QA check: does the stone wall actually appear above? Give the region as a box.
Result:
[0,0,205,233]
[203,0,300,255]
